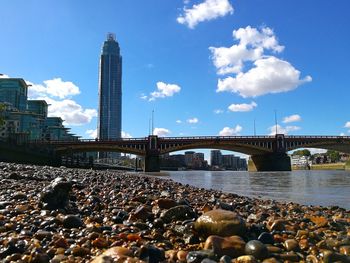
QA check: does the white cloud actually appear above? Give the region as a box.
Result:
[214,109,224,114]
[122,131,132,138]
[28,78,80,99]
[283,114,301,123]
[219,125,242,136]
[344,122,350,128]
[268,124,300,135]
[210,26,284,75]
[210,26,311,98]
[42,97,97,126]
[340,133,346,136]
[153,128,171,137]
[0,74,10,78]
[187,117,199,124]
[140,94,148,100]
[176,120,182,124]
[177,0,233,29]
[86,129,132,139]
[217,57,312,97]
[228,101,257,112]
[148,81,181,101]
[86,129,97,138]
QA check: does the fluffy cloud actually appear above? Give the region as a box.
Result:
[228,101,257,112]
[176,120,182,124]
[210,26,284,75]
[28,78,80,99]
[86,129,97,138]
[268,124,300,135]
[122,131,133,138]
[86,129,133,139]
[177,0,233,29]
[219,125,242,136]
[147,81,181,101]
[217,57,312,97]
[153,128,171,137]
[210,26,311,97]
[283,114,301,123]
[187,117,199,124]
[42,97,97,126]
[344,122,350,128]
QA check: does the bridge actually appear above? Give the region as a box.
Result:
[31,134,350,172]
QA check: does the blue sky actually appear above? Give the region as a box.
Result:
[1,0,350,150]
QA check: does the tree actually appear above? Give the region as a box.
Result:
[327,150,340,163]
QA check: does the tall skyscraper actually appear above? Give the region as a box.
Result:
[98,33,122,159]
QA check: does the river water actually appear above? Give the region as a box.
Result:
[164,170,350,210]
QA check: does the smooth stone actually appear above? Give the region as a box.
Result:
[139,245,165,263]
[133,205,152,221]
[262,258,282,263]
[160,205,196,223]
[219,255,232,263]
[204,235,245,258]
[322,250,350,263]
[340,246,350,255]
[34,230,53,240]
[156,198,178,209]
[91,246,133,263]
[201,259,217,263]
[235,255,258,263]
[258,232,274,245]
[278,252,299,262]
[186,250,216,263]
[177,250,188,262]
[62,215,84,229]
[267,219,286,232]
[194,209,246,238]
[284,239,299,251]
[245,240,269,260]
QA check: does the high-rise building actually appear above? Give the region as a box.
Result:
[210,150,222,166]
[98,33,122,159]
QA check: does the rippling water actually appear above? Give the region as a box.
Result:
[165,170,350,210]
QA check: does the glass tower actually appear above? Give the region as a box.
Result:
[98,33,122,159]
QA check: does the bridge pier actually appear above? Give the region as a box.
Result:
[144,153,160,172]
[248,153,291,172]
[144,135,160,172]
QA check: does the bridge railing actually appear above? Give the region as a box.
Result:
[160,135,275,140]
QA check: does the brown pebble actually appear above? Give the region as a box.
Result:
[340,245,350,255]
[284,239,299,251]
[235,255,258,263]
[204,235,245,258]
[177,250,188,262]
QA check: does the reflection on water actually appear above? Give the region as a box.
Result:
[166,170,350,209]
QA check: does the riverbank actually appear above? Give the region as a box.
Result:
[292,162,350,171]
[0,162,350,262]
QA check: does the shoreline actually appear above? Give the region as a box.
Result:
[0,162,350,262]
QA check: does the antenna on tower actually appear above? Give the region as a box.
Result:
[107,32,116,41]
[151,109,154,135]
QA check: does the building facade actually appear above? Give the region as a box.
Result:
[98,34,122,141]
[98,33,122,159]
[0,78,78,142]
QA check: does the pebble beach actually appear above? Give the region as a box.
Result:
[0,162,350,263]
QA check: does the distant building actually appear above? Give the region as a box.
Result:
[291,155,309,167]
[0,78,27,111]
[0,78,78,142]
[98,33,122,159]
[210,150,222,166]
[184,151,195,167]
